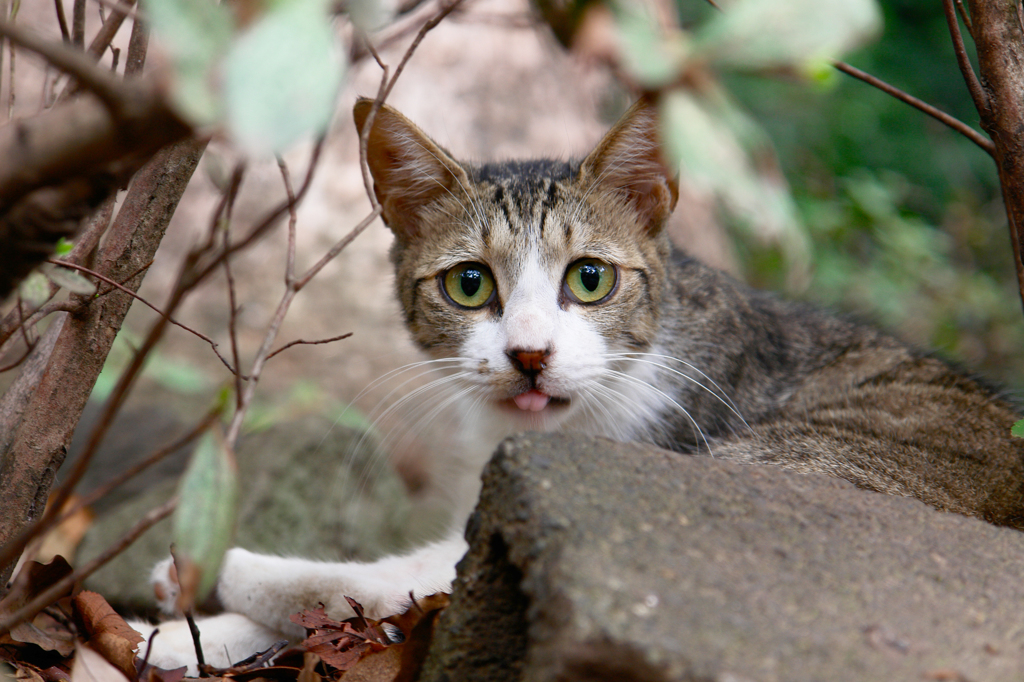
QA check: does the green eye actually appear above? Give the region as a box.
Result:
[565,258,616,304]
[443,262,496,308]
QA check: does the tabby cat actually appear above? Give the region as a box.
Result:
[136,98,1024,671]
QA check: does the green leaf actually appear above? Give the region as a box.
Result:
[223,0,347,155]
[614,3,688,87]
[172,428,239,607]
[18,271,51,307]
[55,238,74,256]
[145,0,234,124]
[660,88,810,289]
[693,0,882,74]
[44,264,96,296]
[1012,420,1024,438]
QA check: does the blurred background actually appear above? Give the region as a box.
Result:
[2,0,1021,609]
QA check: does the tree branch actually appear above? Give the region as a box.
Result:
[965,0,1024,313]
[943,0,988,115]
[0,138,205,591]
[832,60,994,156]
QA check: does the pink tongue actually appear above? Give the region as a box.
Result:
[513,389,551,412]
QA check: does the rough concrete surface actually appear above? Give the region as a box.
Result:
[422,432,1024,682]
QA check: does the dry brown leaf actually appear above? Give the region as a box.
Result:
[71,592,143,680]
[72,592,143,647]
[7,609,76,658]
[336,646,401,682]
[2,557,74,614]
[290,602,389,672]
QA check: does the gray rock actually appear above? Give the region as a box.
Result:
[421,432,1024,682]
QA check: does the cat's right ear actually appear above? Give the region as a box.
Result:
[353,98,470,242]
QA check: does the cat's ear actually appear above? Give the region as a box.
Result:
[353,98,470,242]
[581,97,679,233]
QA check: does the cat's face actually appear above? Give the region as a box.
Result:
[354,99,678,435]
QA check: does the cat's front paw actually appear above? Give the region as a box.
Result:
[150,556,181,617]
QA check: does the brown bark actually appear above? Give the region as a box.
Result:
[965,0,1024,311]
[0,138,205,590]
[0,20,191,301]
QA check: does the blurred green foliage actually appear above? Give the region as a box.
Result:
[713,0,1024,389]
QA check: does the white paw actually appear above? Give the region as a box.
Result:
[131,614,283,676]
[149,556,181,617]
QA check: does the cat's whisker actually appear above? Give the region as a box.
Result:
[582,375,674,444]
[603,352,753,433]
[346,369,472,479]
[603,368,714,456]
[347,371,476,504]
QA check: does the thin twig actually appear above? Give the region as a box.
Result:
[278,157,298,286]
[293,208,382,290]
[53,0,70,43]
[169,545,208,675]
[833,60,994,156]
[71,0,84,48]
[954,0,973,38]
[265,333,353,360]
[381,0,464,103]
[52,408,218,527]
[221,198,245,408]
[942,0,987,115]
[190,143,323,286]
[0,19,128,115]
[44,259,244,374]
[0,496,177,638]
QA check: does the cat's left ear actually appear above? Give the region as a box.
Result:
[353,98,471,243]
[581,97,679,233]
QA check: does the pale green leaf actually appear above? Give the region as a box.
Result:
[347,0,389,32]
[224,0,346,155]
[615,3,688,87]
[173,428,239,606]
[45,265,96,296]
[1012,419,1024,438]
[693,0,882,73]
[18,271,51,307]
[145,0,234,124]
[661,88,810,289]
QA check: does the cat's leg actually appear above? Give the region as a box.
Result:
[152,532,468,638]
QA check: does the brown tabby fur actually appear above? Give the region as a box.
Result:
[354,97,1024,530]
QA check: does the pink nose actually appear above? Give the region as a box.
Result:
[507,348,550,376]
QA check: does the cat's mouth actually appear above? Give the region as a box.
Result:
[502,389,570,413]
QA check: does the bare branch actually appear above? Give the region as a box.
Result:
[955,0,974,37]
[0,138,205,589]
[43,259,245,375]
[833,60,994,156]
[0,20,124,112]
[53,0,70,44]
[72,0,85,48]
[266,333,354,361]
[943,0,988,115]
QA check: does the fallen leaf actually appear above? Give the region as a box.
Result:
[290,603,388,672]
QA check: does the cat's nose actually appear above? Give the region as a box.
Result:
[507,348,551,377]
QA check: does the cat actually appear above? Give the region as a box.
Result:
[133,97,1024,672]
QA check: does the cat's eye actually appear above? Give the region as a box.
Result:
[564,258,616,304]
[442,262,496,309]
